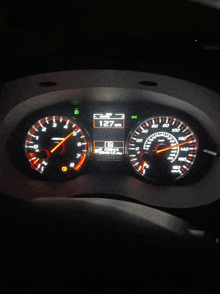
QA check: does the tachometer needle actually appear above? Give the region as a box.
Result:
[34,158,40,164]
[50,129,77,153]
[156,140,193,154]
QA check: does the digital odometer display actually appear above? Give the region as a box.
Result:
[93,113,125,158]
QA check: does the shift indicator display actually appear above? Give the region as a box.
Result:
[94,141,124,155]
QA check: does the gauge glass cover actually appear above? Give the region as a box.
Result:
[24,116,88,179]
[127,116,198,181]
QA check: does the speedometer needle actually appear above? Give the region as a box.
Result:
[50,129,77,153]
[156,139,193,154]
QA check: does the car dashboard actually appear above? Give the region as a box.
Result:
[1,70,220,210]
[1,72,220,290]
[2,1,220,290]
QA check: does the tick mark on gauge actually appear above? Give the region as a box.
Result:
[29,157,36,161]
[38,121,44,127]
[203,150,217,156]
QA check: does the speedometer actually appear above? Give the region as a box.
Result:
[127,116,198,182]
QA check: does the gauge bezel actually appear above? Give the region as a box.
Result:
[6,112,91,181]
[126,115,200,183]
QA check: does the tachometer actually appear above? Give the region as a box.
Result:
[127,116,198,181]
[24,116,89,179]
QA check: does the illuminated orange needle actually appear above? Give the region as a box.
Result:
[156,140,193,154]
[50,128,77,153]
[34,158,40,164]
[141,162,146,171]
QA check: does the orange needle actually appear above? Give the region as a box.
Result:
[141,161,146,171]
[50,128,77,153]
[156,139,193,154]
[34,158,40,164]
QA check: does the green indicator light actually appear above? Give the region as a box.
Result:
[71,98,81,105]
[72,117,76,120]
[138,121,140,124]
[74,108,79,115]
[131,115,137,119]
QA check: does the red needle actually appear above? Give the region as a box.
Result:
[50,128,77,153]
[156,139,193,154]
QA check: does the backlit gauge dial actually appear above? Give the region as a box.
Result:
[24,116,89,179]
[127,116,198,182]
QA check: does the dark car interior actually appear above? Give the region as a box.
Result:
[1,0,220,292]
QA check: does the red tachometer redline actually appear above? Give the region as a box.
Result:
[74,153,86,171]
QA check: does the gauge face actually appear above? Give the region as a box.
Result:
[127,116,198,181]
[24,116,89,179]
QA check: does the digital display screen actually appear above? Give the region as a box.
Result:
[93,113,125,128]
[93,112,125,158]
[93,141,124,155]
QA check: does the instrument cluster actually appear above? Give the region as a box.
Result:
[8,99,216,185]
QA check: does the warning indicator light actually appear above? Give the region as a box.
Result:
[61,166,68,172]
